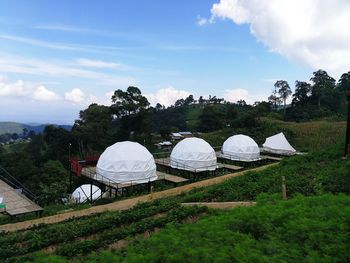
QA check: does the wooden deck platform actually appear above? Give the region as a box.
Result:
[82,167,155,189]
[0,179,42,216]
[221,163,244,171]
[260,155,283,161]
[155,157,171,166]
[156,171,189,183]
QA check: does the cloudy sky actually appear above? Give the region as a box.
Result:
[0,0,349,124]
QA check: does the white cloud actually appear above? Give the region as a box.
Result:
[34,24,92,33]
[0,76,60,101]
[208,0,350,78]
[224,88,269,104]
[75,58,121,69]
[146,87,191,106]
[64,88,113,106]
[0,53,135,87]
[32,86,60,101]
[0,75,115,107]
[0,78,29,97]
[224,88,249,102]
[65,88,86,103]
[196,15,209,26]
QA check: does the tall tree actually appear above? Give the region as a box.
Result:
[275,80,292,114]
[111,86,149,117]
[339,72,350,156]
[338,71,350,92]
[310,70,336,109]
[184,95,194,105]
[72,104,112,155]
[292,81,311,106]
[174,98,185,107]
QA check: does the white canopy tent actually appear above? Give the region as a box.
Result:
[262,132,296,155]
[170,137,217,172]
[222,134,260,161]
[72,184,101,203]
[96,141,157,184]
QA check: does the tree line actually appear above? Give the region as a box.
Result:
[268,69,350,120]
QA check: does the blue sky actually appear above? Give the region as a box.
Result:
[0,0,346,124]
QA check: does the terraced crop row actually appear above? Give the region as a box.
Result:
[0,198,182,260]
[8,205,208,262]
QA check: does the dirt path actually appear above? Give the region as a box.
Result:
[0,163,277,233]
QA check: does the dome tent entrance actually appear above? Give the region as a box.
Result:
[72,184,101,203]
[222,134,260,161]
[170,138,217,172]
[263,132,296,155]
[96,141,157,184]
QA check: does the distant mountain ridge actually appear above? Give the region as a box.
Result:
[0,122,72,135]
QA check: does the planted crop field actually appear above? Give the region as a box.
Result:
[0,198,209,262]
[94,194,350,263]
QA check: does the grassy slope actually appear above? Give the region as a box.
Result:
[102,194,350,263]
[0,122,23,135]
[200,118,346,151]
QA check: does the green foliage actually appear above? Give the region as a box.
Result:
[109,194,350,263]
[111,86,150,117]
[72,104,112,154]
[37,160,69,204]
[198,106,224,132]
[182,143,350,203]
[0,199,181,260]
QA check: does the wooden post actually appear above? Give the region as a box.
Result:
[150,185,154,200]
[282,176,287,200]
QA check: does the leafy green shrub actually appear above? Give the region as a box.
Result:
[103,194,350,263]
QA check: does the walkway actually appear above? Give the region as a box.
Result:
[0,163,277,233]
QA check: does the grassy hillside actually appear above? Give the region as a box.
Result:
[97,194,350,263]
[0,122,72,135]
[200,118,346,151]
[0,122,23,135]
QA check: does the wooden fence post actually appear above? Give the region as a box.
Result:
[282,176,287,200]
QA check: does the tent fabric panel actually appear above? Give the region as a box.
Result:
[262,132,296,155]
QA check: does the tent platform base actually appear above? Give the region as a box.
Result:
[81,167,152,190]
[220,164,244,171]
[156,171,189,183]
[260,155,283,161]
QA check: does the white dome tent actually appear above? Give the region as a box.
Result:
[170,138,217,172]
[96,141,157,184]
[72,184,101,203]
[263,132,296,155]
[222,134,260,161]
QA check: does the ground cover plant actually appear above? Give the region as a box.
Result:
[90,194,350,263]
